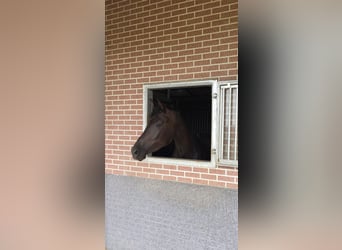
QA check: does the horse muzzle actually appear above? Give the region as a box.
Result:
[131,145,146,161]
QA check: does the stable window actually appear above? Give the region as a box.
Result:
[218,82,238,165]
[143,80,218,167]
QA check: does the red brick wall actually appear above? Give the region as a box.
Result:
[105,0,238,189]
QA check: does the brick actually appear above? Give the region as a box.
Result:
[227,170,238,176]
[143,71,156,77]
[143,167,155,173]
[186,54,202,61]
[201,174,217,180]
[203,52,219,59]
[157,23,171,31]
[186,67,201,73]
[164,16,178,24]
[211,70,228,77]
[211,58,228,64]
[164,40,178,46]
[187,17,203,25]
[185,172,200,178]
[225,183,238,189]
[212,32,229,39]
[149,174,163,180]
[162,175,177,182]
[229,69,238,75]
[178,62,193,68]
[204,14,220,22]
[229,29,238,36]
[112,169,124,175]
[186,42,202,49]
[221,63,237,70]
[194,72,210,79]
[164,75,178,81]
[203,65,219,71]
[136,172,149,178]
[204,26,220,33]
[157,0,171,8]
[164,28,179,35]
[171,68,186,74]
[218,176,235,182]
[220,50,238,57]
[149,17,162,26]
[179,74,193,80]
[156,70,171,76]
[209,168,226,175]
[105,168,113,174]
[212,19,228,26]
[178,166,192,172]
[125,171,137,177]
[156,47,171,53]
[157,12,171,19]
[204,1,221,9]
[172,21,186,28]
[195,47,210,54]
[170,170,184,177]
[156,169,170,175]
[230,2,238,9]
[179,13,194,21]
[209,181,226,188]
[230,16,238,23]
[193,167,208,173]
[193,179,208,186]
[150,76,164,82]
[188,5,203,13]
[195,8,211,17]
[179,37,193,44]
[229,56,238,62]
[150,65,163,71]
[179,1,194,9]
[220,36,238,44]
[144,15,157,22]
[177,177,192,184]
[157,35,171,42]
[195,22,211,30]
[164,63,178,69]
[179,50,194,56]
[187,30,202,37]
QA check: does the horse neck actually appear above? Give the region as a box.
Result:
[172,113,195,158]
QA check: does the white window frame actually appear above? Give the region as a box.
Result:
[143,80,218,168]
[218,81,238,166]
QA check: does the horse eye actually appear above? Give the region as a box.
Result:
[155,120,163,127]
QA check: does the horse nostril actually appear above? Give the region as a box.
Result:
[132,147,139,157]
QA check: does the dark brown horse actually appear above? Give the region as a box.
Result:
[131,99,209,161]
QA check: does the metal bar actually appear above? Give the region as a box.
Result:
[234,87,238,161]
[227,87,231,160]
[220,87,225,160]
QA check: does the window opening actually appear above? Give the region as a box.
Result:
[148,86,212,161]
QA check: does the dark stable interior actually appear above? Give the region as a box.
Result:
[149,86,212,161]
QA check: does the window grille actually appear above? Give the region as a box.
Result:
[219,82,238,165]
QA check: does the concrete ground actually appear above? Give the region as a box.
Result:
[105,174,238,250]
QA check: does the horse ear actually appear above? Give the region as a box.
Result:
[152,98,159,110]
[153,98,167,112]
[157,99,167,112]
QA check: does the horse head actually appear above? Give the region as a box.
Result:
[131,99,176,161]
